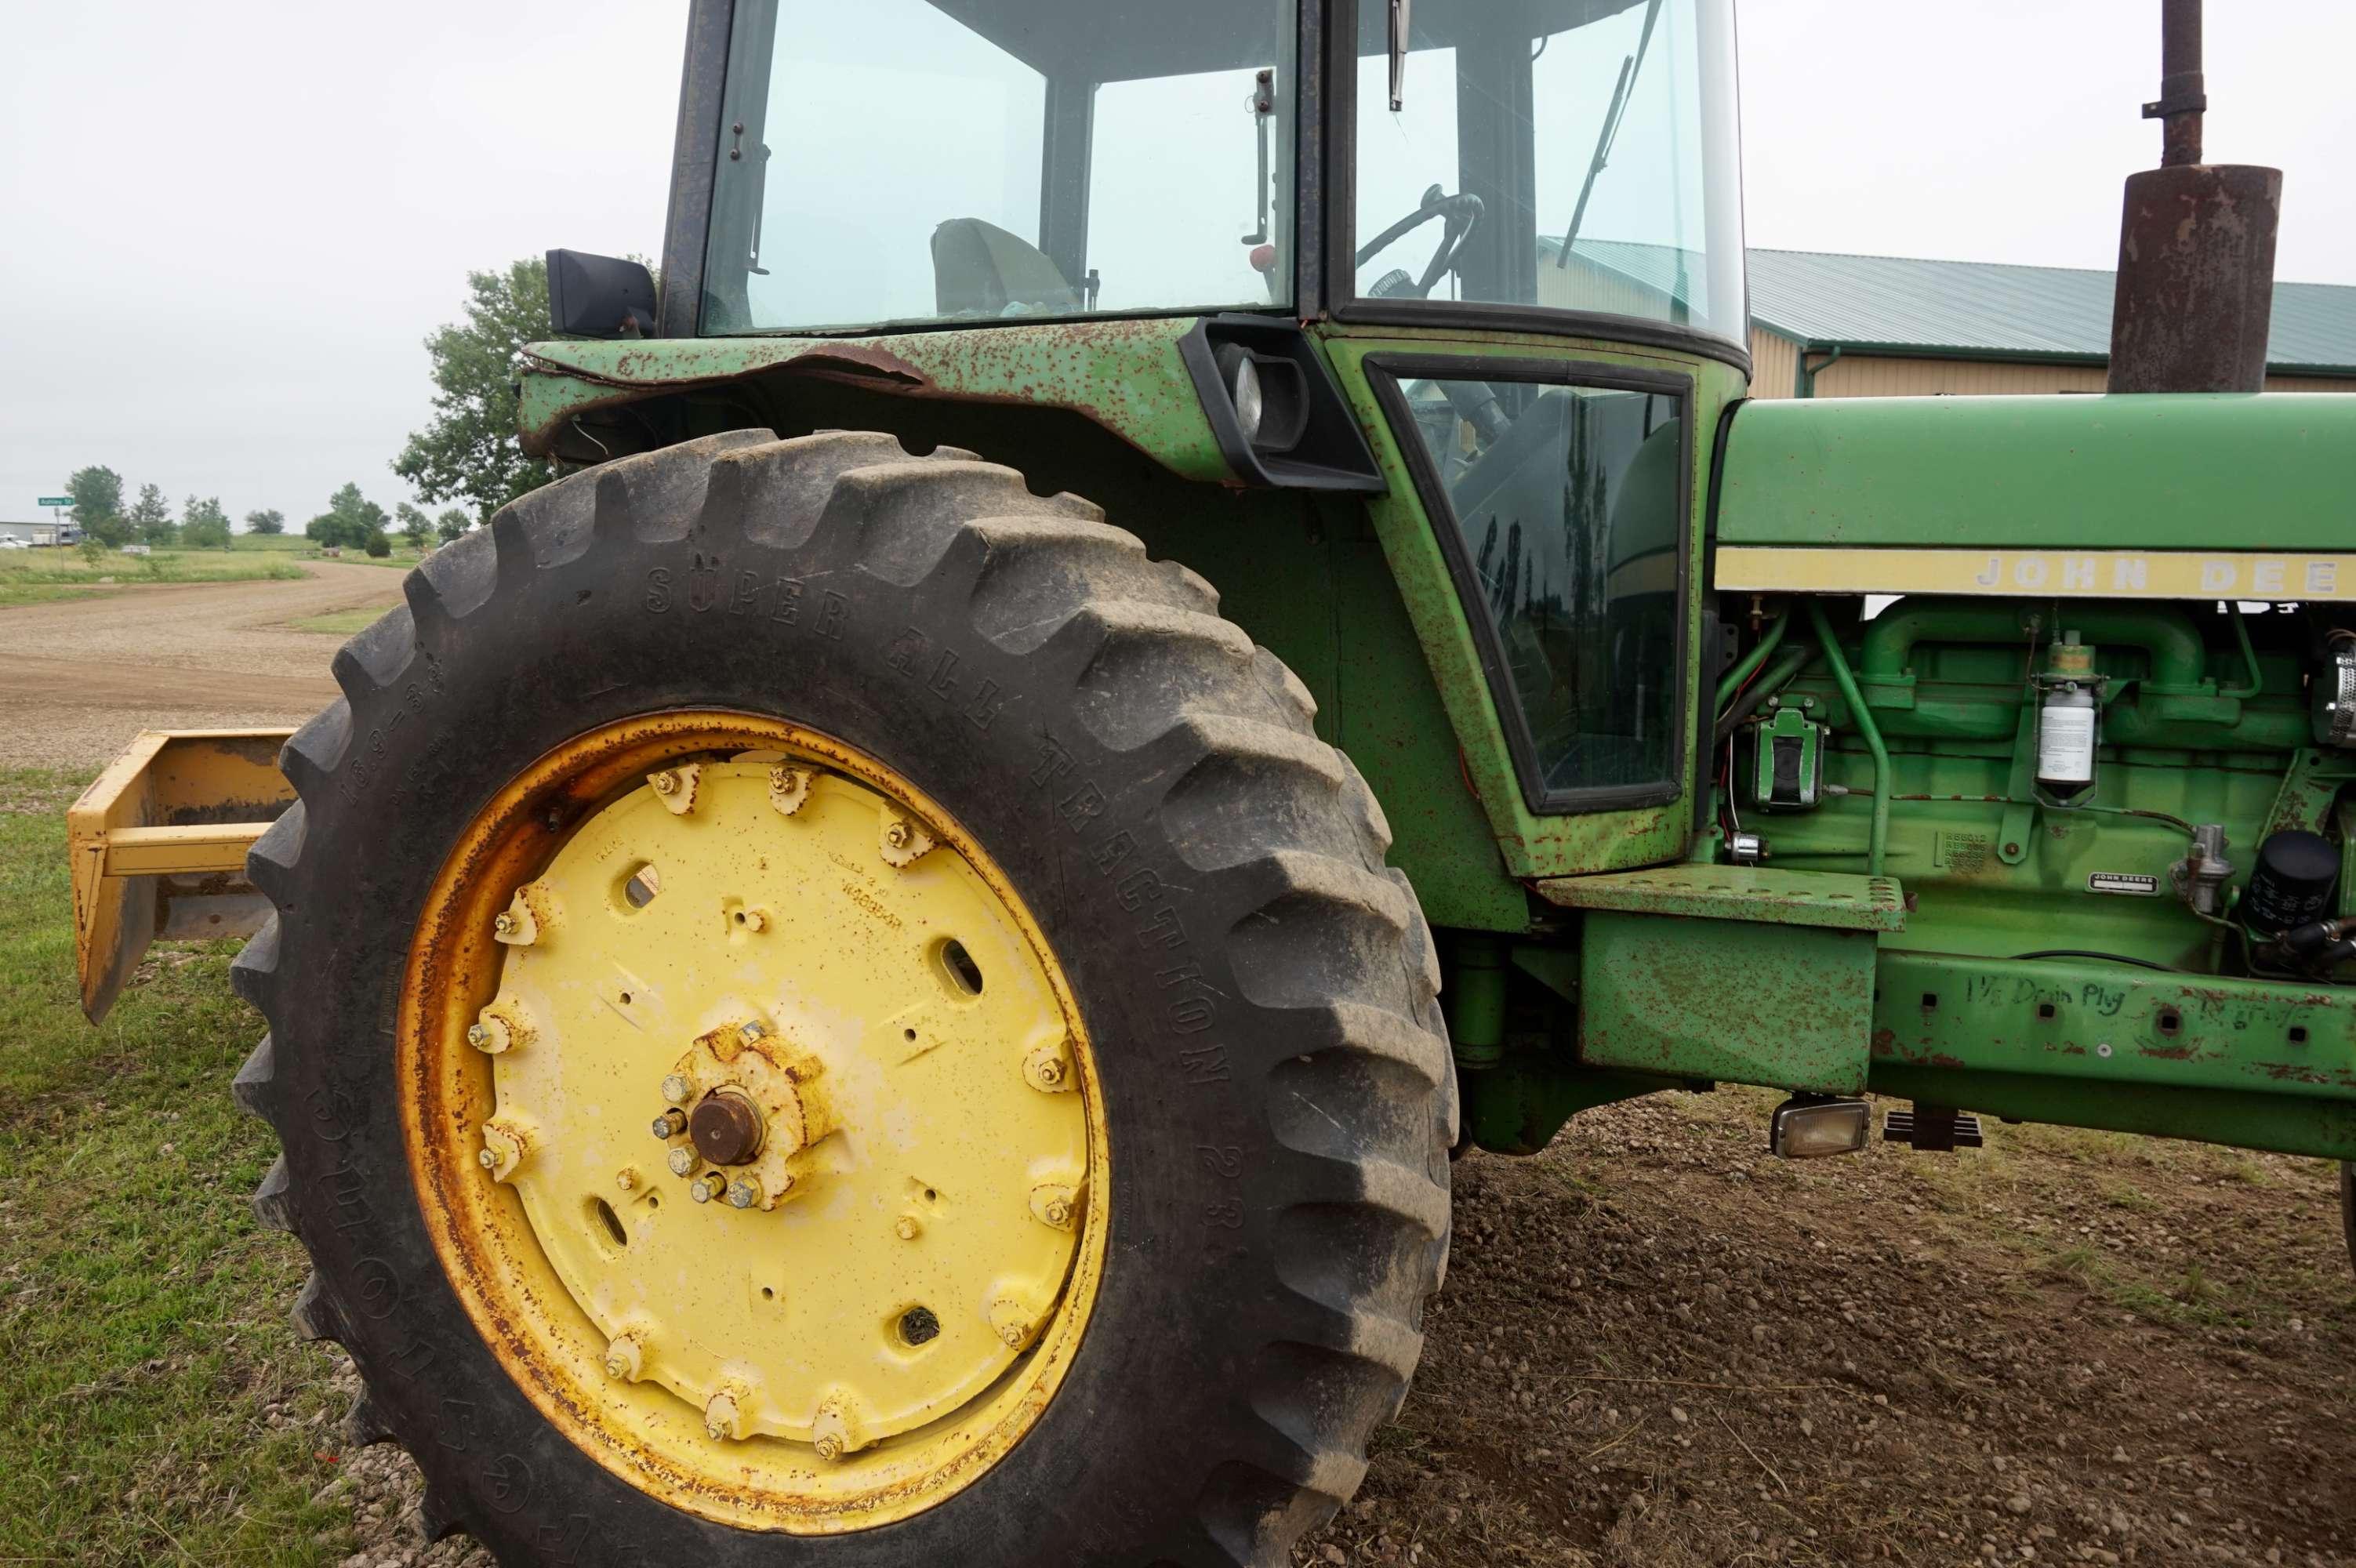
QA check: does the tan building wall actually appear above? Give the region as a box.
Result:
[1746,328,1798,398]
[1534,252,1689,327]
[1745,328,2356,398]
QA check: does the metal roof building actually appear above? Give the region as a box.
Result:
[1741,248,2356,400]
[1545,240,2356,399]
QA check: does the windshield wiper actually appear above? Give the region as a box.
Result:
[1389,0,1411,111]
[1553,0,1663,268]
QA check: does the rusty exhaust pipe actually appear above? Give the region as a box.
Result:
[2106,0,2282,394]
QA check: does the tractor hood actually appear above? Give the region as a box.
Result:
[1712,394,2356,602]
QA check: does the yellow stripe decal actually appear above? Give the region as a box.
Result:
[1715,547,2356,601]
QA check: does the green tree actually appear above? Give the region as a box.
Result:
[181,495,233,550]
[307,482,390,551]
[244,508,286,535]
[434,506,470,543]
[392,258,555,526]
[66,465,125,543]
[127,484,176,548]
[365,529,394,558]
[396,502,433,553]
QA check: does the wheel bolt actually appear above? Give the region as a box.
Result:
[668,1147,696,1177]
[895,1215,920,1241]
[476,1148,498,1171]
[1043,1197,1072,1228]
[1035,1058,1065,1087]
[811,1401,856,1461]
[492,913,518,938]
[727,1178,759,1210]
[652,1107,687,1140]
[690,1175,720,1203]
[661,1075,692,1104]
[615,1168,638,1192]
[651,770,678,795]
[466,1022,492,1050]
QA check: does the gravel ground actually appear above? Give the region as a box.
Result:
[0,563,400,766]
[307,1091,2352,1567]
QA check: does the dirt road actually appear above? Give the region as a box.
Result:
[0,564,401,767]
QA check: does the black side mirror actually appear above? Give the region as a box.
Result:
[546,249,658,338]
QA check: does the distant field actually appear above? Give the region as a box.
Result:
[234,534,430,569]
[0,550,307,608]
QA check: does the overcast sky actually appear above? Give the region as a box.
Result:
[2,2,2350,529]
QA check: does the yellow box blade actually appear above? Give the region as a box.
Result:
[67,729,296,1022]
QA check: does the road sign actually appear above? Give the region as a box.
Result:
[37,496,71,508]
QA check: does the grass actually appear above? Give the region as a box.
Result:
[0,770,351,1566]
[0,550,307,608]
[281,606,392,637]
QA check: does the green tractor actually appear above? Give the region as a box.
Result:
[64,0,2354,1561]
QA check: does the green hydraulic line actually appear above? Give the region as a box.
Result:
[2220,602,2263,700]
[1714,641,1817,742]
[1807,599,1890,876]
[1714,605,1792,713]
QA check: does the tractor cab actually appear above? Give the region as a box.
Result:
[686,0,1744,353]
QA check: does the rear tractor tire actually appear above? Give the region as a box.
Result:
[232,430,1454,1565]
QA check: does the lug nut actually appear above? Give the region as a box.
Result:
[668,1146,697,1177]
[704,1388,741,1441]
[466,1022,492,1050]
[727,1179,759,1210]
[650,770,678,795]
[1023,1037,1076,1094]
[895,1215,920,1241]
[476,1148,498,1171]
[742,1020,767,1040]
[661,1074,692,1104]
[492,913,518,938]
[690,1175,719,1203]
[1043,1197,1072,1227]
[603,1334,644,1381]
[811,1402,855,1462]
[739,909,768,933]
[884,822,912,849]
[615,1168,638,1192]
[652,1108,687,1140]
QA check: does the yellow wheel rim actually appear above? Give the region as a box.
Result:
[400,713,1107,1531]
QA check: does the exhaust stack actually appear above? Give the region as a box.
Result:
[2106,0,2281,394]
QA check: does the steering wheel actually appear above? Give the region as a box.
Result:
[1355,184,1484,300]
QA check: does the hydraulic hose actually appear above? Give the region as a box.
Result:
[1712,642,1817,745]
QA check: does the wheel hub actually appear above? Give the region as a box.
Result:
[405,720,1106,1530]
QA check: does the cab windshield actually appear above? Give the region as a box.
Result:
[705,0,1295,334]
[1353,0,1745,343]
